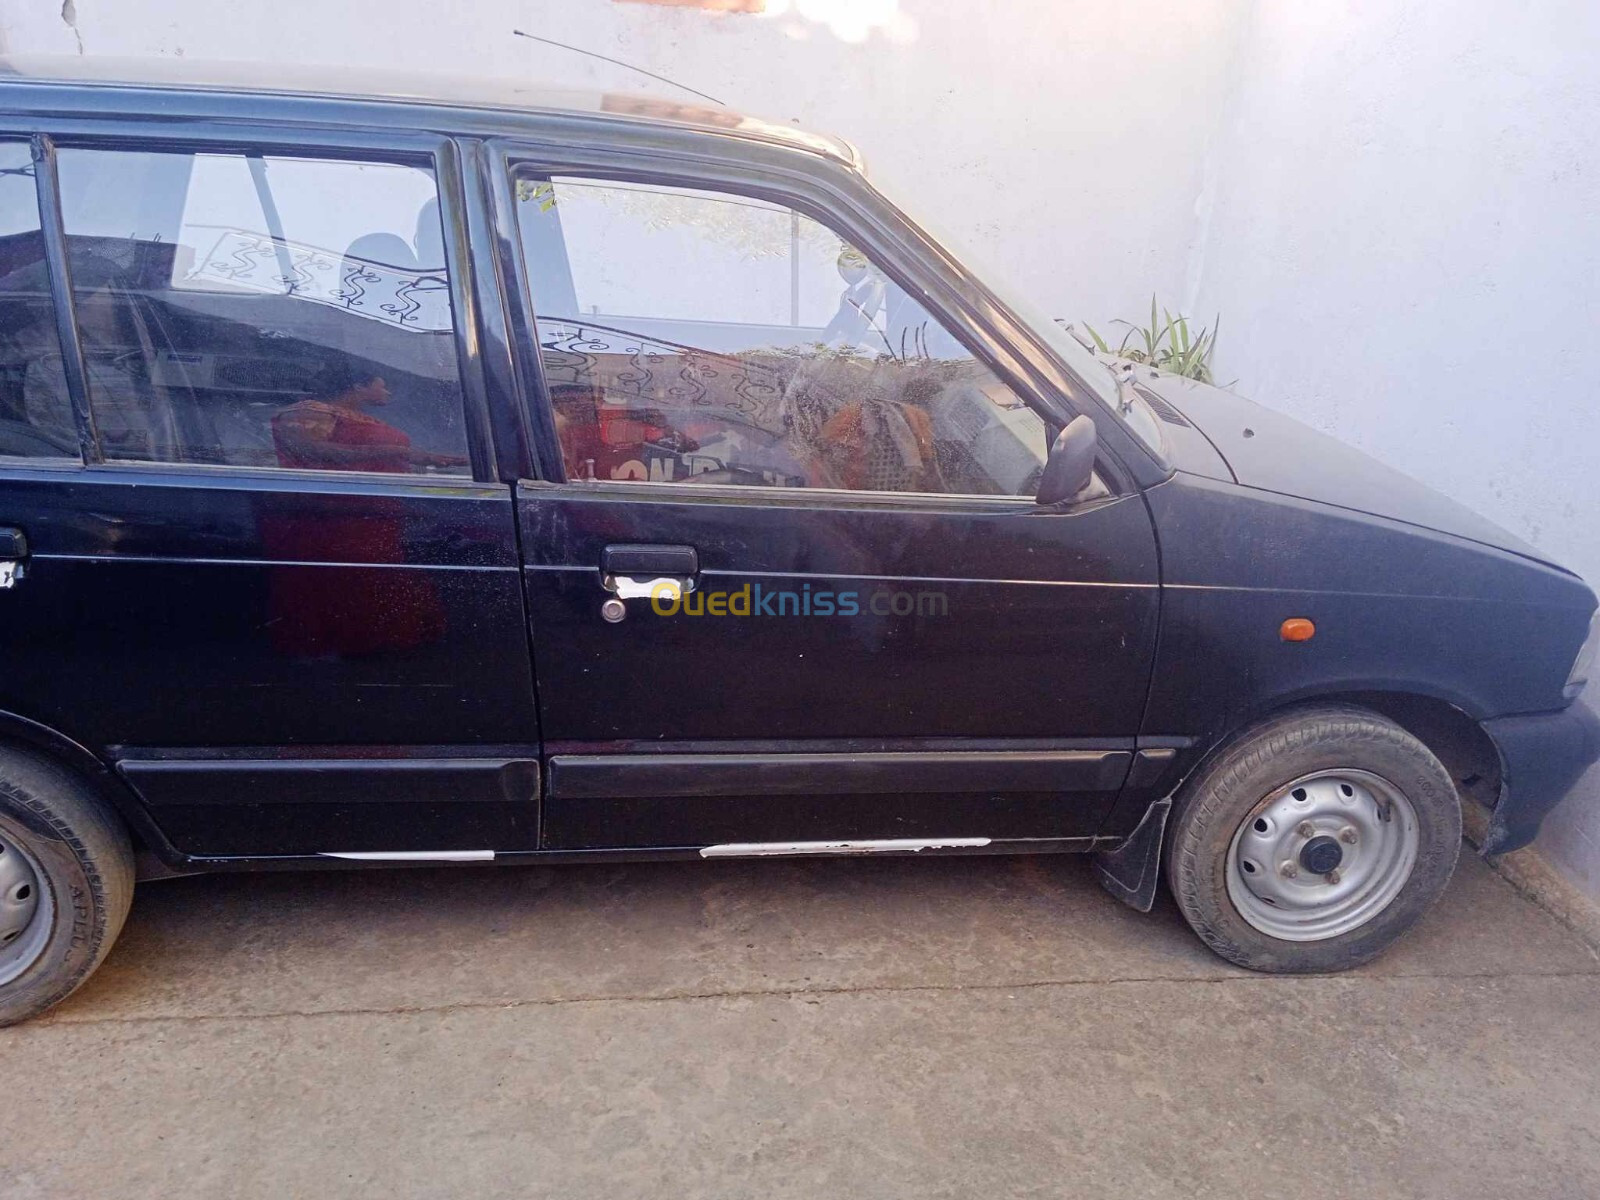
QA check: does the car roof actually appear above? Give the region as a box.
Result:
[0,53,863,169]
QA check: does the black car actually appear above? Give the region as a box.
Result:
[0,56,1594,1025]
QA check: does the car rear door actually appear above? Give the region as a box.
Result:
[0,116,541,859]
[491,143,1161,852]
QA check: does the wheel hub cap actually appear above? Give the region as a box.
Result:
[1226,769,1420,942]
[1299,835,1344,875]
[0,830,51,986]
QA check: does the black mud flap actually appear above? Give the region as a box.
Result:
[1092,796,1171,912]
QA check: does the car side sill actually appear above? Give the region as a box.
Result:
[136,836,1112,878]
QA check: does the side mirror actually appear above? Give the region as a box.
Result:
[1035,414,1097,505]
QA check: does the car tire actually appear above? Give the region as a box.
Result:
[0,746,135,1026]
[1166,705,1462,973]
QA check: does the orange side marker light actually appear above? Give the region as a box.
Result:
[1280,618,1316,642]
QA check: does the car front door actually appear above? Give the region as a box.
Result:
[498,155,1160,851]
[0,125,541,859]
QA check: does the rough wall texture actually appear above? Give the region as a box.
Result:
[1,0,1596,894]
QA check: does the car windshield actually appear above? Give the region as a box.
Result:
[872,180,1167,459]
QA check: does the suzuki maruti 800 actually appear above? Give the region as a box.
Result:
[0,57,1594,1024]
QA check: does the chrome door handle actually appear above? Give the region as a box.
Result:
[0,527,27,589]
[603,574,693,602]
[598,543,699,622]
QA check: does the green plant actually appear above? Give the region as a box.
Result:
[1084,297,1221,383]
[515,178,557,211]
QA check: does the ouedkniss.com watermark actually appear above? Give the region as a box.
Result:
[650,583,948,618]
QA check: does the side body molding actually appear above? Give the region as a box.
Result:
[544,749,1133,849]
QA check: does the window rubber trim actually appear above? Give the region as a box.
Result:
[30,133,99,466]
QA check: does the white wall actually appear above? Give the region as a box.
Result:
[0,0,1245,332]
[1191,0,1600,587]
[1188,0,1600,890]
[3,0,1598,892]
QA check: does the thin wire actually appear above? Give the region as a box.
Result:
[511,30,727,107]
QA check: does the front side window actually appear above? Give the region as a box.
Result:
[0,141,76,461]
[54,148,471,476]
[515,176,1048,496]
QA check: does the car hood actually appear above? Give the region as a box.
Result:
[1138,372,1558,569]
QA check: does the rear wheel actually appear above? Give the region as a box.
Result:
[1167,705,1461,973]
[0,747,134,1025]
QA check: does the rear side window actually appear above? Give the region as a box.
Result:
[53,148,471,476]
[0,141,77,461]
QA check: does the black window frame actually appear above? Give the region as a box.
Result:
[2,117,503,488]
[0,136,85,468]
[487,138,1140,504]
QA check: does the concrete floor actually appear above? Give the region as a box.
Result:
[2,849,1598,1199]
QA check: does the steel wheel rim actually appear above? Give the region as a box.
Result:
[0,828,52,986]
[1225,769,1420,942]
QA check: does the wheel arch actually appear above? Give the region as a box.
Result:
[0,708,186,873]
[1316,690,1501,812]
[1184,689,1500,814]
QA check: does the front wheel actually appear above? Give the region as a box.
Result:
[1167,705,1462,973]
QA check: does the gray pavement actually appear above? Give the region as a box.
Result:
[2,848,1597,1198]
